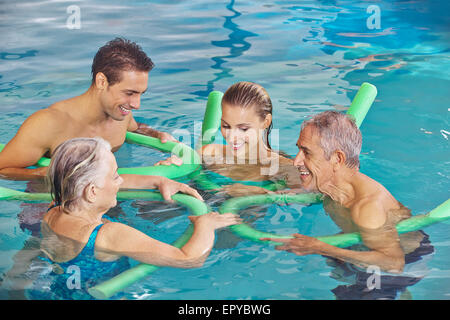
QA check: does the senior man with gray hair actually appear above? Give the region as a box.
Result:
[263,111,431,280]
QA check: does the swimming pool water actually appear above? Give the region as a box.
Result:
[0,0,449,300]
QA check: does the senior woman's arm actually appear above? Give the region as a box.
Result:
[119,174,203,201]
[95,212,241,268]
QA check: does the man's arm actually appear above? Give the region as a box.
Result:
[127,116,176,143]
[263,202,405,273]
[0,110,54,180]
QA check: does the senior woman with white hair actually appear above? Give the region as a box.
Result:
[35,137,241,299]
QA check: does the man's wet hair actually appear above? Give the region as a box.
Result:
[301,110,362,169]
[91,37,154,86]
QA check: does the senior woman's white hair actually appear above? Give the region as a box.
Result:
[46,137,112,212]
[301,110,362,169]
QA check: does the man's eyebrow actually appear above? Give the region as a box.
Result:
[124,89,147,94]
[296,143,310,152]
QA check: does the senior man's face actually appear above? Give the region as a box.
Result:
[293,125,332,192]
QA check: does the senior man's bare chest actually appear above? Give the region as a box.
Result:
[323,196,358,233]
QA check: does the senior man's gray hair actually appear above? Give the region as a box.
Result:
[301,110,362,169]
[46,137,112,212]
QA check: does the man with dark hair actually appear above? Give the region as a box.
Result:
[0,38,177,180]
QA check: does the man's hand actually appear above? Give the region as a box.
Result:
[133,122,178,143]
[157,177,203,202]
[31,166,49,178]
[260,233,323,256]
[221,183,270,197]
[274,188,306,195]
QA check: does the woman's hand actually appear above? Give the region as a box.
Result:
[157,177,203,202]
[189,212,242,230]
[158,131,178,143]
[154,155,183,167]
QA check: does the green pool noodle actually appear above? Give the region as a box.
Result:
[0,189,448,297]
[220,193,324,242]
[0,186,52,202]
[118,132,201,179]
[346,82,377,128]
[218,194,450,248]
[87,192,210,300]
[87,224,195,300]
[201,91,224,146]
[0,186,210,299]
[0,131,201,180]
[193,82,378,192]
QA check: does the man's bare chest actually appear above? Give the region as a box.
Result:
[48,122,128,155]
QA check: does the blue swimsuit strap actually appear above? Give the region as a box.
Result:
[79,223,104,258]
[40,223,105,266]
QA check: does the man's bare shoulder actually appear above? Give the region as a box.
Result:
[26,101,74,132]
[47,98,77,119]
[350,197,388,230]
[31,101,68,120]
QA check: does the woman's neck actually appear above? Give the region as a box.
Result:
[63,205,105,225]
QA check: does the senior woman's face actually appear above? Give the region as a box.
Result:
[95,151,123,210]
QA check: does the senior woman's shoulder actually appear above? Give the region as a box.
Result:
[95,221,152,252]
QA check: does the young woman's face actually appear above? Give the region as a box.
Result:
[220,103,271,157]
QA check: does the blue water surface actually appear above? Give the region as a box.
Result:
[0,0,449,300]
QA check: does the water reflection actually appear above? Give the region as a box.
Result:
[190,0,257,97]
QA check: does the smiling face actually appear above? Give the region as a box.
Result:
[92,151,123,211]
[293,124,334,192]
[98,70,148,121]
[220,103,271,157]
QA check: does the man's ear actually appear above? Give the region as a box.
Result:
[84,183,97,203]
[332,150,346,170]
[95,72,108,90]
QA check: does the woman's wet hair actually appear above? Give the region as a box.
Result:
[47,137,112,212]
[222,81,274,149]
[301,110,362,169]
[91,37,154,86]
